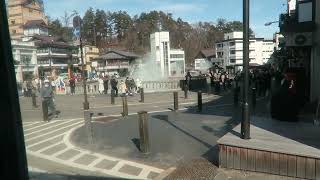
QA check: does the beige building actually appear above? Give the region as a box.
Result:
[7,0,47,39]
[82,45,100,73]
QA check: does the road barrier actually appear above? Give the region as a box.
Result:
[198,91,202,112]
[140,88,144,103]
[111,90,115,105]
[122,96,128,116]
[252,87,256,110]
[84,110,94,145]
[138,111,150,154]
[184,84,188,99]
[173,92,178,111]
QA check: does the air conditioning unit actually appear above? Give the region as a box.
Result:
[285,32,313,47]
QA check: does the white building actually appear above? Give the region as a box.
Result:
[11,40,37,83]
[169,49,185,77]
[215,32,275,71]
[150,31,185,77]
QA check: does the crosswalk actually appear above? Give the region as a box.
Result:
[23,120,164,180]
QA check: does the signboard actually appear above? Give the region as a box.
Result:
[285,32,312,47]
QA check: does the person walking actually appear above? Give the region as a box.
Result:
[40,80,58,121]
[69,76,76,95]
[98,76,105,94]
[111,76,118,96]
[119,80,127,97]
[103,76,109,94]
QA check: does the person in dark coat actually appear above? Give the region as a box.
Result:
[111,76,118,96]
[69,77,76,95]
[103,76,109,94]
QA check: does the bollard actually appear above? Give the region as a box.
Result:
[138,111,150,154]
[184,84,188,99]
[252,87,256,109]
[42,100,48,122]
[111,89,115,105]
[140,88,144,103]
[122,96,128,116]
[198,91,202,112]
[174,92,178,111]
[32,92,37,107]
[84,110,94,145]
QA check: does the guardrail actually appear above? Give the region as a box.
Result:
[61,80,181,95]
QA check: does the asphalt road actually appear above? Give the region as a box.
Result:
[19,91,218,122]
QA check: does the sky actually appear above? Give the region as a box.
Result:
[43,0,287,39]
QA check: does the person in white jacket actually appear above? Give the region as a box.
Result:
[98,76,104,94]
[119,80,127,96]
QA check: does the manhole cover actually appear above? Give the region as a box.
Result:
[93,116,118,123]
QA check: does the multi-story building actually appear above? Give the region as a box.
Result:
[194,49,217,72]
[278,0,318,101]
[11,40,37,83]
[82,45,100,74]
[7,0,47,39]
[93,49,139,77]
[31,35,79,78]
[169,49,185,77]
[150,31,186,77]
[215,32,275,71]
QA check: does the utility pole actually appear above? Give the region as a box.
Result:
[241,0,250,140]
[74,15,89,110]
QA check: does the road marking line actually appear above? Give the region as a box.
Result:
[23,123,41,128]
[26,150,139,179]
[36,142,63,153]
[25,121,83,142]
[63,124,164,173]
[25,118,81,136]
[138,169,150,179]
[87,157,104,168]
[27,134,64,148]
[111,161,126,172]
[23,121,59,131]
[51,147,71,158]
[67,151,86,163]
[23,118,83,131]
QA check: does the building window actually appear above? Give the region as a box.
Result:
[230,50,236,55]
[11,20,15,25]
[89,47,93,51]
[229,42,235,46]
[217,43,223,48]
[170,54,184,59]
[12,30,16,34]
[230,59,236,63]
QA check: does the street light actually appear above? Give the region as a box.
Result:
[264,21,279,26]
[241,0,250,140]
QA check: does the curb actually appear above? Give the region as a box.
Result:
[154,167,176,180]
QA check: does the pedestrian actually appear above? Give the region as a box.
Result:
[136,78,142,93]
[119,80,127,96]
[103,76,109,94]
[185,71,192,90]
[111,76,118,96]
[22,80,27,97]
[40,79,58,121]
[69,76,76,95]
[98,76,104,94]
[51,77,56,94]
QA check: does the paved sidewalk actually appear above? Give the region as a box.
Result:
[23,119,163,180]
